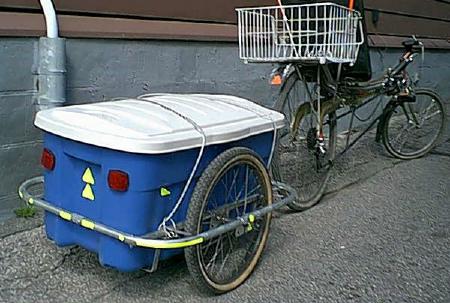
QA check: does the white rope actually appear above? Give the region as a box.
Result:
[137,94,280,237]
[140,93,279,167]
[137,95,206,237]
[209,96,278,168]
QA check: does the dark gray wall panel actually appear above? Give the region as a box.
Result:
[63,39,277,106]
[0,94,39,145]
[0,39,36,92]
[0,141,42,201]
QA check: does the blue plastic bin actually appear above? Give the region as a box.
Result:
[35,94,284,272]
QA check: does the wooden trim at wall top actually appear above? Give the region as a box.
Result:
[368,35,450,49]
[364,13,449,40]
[0,11,449,49]
[0,0,275,25]
[364,0,450,22]
[0,12,237,41]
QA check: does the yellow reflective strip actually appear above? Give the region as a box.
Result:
[134,237,204,249]
[28,198,34,205]
[118,234,125,242]
[18,191,23,199]
[59,211,72,221]
[248,214,255,223]
[80,219,95,230]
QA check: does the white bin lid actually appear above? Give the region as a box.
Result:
[34,94,285,154]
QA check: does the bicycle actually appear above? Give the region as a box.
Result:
[237,3,446,211]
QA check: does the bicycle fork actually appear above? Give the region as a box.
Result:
[315,66,327,155]
[316,64,343,158]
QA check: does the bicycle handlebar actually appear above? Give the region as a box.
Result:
[390,36,423,76]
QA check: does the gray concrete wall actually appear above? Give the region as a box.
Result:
[1,39,42,221]
[0,38,449,221]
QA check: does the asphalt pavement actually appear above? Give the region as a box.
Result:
[0,136,449,303]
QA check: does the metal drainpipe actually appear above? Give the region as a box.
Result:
[35,0,66,111]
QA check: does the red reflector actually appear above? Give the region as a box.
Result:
[41,148,55,170]
[108,170,129,192]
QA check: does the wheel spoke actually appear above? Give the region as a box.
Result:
[224,168,239,206]
[391,123,412,148]
[218,233,235,274]
[243,165,249,215]
[421,110,441,125]
[205,235,223,272]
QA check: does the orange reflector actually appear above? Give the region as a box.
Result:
[348,0,355,10]
[270,74,282,86]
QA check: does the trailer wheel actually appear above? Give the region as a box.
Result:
[185,147,272,294]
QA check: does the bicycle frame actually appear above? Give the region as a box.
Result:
[331,95,388,156]
[285,46,420,158]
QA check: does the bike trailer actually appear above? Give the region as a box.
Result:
[30,94,284,272]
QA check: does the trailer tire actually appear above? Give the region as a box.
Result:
[185,147,272,294]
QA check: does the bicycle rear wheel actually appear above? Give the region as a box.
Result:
[382,88,446,160]
[272,73,337,211]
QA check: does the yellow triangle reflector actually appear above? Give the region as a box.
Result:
[160,187,171,197]
[82,168,95,185]
[82,184,95,201]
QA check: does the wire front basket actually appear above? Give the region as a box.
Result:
[236,3,364,65]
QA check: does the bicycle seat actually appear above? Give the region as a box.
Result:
[402,38,421,51]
